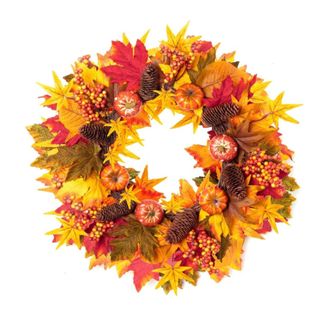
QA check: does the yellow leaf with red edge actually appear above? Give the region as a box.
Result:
[58,100,86,142]
[89,254,112,270]
[197,61,248,97]
[56,175,109,208]
[186,143,220,171]
[178,179,196,207]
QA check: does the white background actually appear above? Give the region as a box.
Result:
[0,0,319,319]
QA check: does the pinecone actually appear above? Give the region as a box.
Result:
[166,205,199,244]
[220,163,247,200]
[138,63,161,101]
[96,201,136,222]
[202,103,240,134]
[79,122,116,147]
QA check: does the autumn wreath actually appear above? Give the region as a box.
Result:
[28,23,300,294]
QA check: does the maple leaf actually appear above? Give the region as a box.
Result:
[162,22,200,54]
[46,217,87,249]
[185,143,220,171]
[262,92,301,128]
[56,175,109,208]
[249,196,286,233]
[120,185,140,209]
[58,100,87,142]
[271,192,296,219]
[134,166,165,201]
[120,257,160,292]
[43,116,82,146]
[177,179,196,208]
[171,108,203,133]
[88,254,112,270]
[135,165,166,190]
[37,71,73,110]
[102,40,148,90]
[122,29,150,46]
[161,194,184,214]
[153,261,195,295]
[27,124,54,146]
[109,215,158,262]
[32,142,103,181]
[83,233,113,258]
[229,118,274,152]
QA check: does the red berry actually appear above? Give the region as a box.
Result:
[135,200,164,227]
[209,134,238,161]
[114,91,142,118]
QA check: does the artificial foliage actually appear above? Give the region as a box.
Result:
[28,23,300,294]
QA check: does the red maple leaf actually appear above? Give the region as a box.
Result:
[83,234,113,257]
[102,40,148,90]
[43,116,83,146]
[125,258,160,292]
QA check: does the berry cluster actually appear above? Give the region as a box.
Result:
[183,230,220,274]
[160,44,195,84]
[74,57,108,121]
[242,148,289,188]
[191,40,212,53]
[89,221,114,240]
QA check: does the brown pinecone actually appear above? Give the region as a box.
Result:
[138,63,161,101]
[79,122,116,147]
[166,205,199,244]
[96,201,136,222]
[202,103,240,133]
[220,163,247,200]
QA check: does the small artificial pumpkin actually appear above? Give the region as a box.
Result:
[114,91,142,118]
[175,83,204,111]
[100,164,130,191]
[198,183,228,215]
[135,199,164,227]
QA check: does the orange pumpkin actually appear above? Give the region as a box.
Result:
[100,164,130,191]
[198,184,228,215]
[175,83,204,111]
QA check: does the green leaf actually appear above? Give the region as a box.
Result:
[109,215,158,262]
[127,168,140,181]
[272,192,296,219]
[188,47,216,83]
[282,176,299,191]
[193,174,218,187]
[216,235,230,261]
[27,124,53,144]
[32,142,103,181]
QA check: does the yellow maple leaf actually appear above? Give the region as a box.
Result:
[264,92,301,128]
[122,29,150,45]
[37,71,73,110]
[58,100,86,141]
[161,193,184,214]
[249,196,287,233]
[76,62,109,88]
[177,179,197,208]
[46,217,87,249]
[171,108,203,133]
[153,261,195,295]
[120,185,140,209]
[162,22,200,54]
[56,175,109,208]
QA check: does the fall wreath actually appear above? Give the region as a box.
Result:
[28,23,300,294]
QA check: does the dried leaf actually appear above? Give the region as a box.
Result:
[109,216,158,262]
